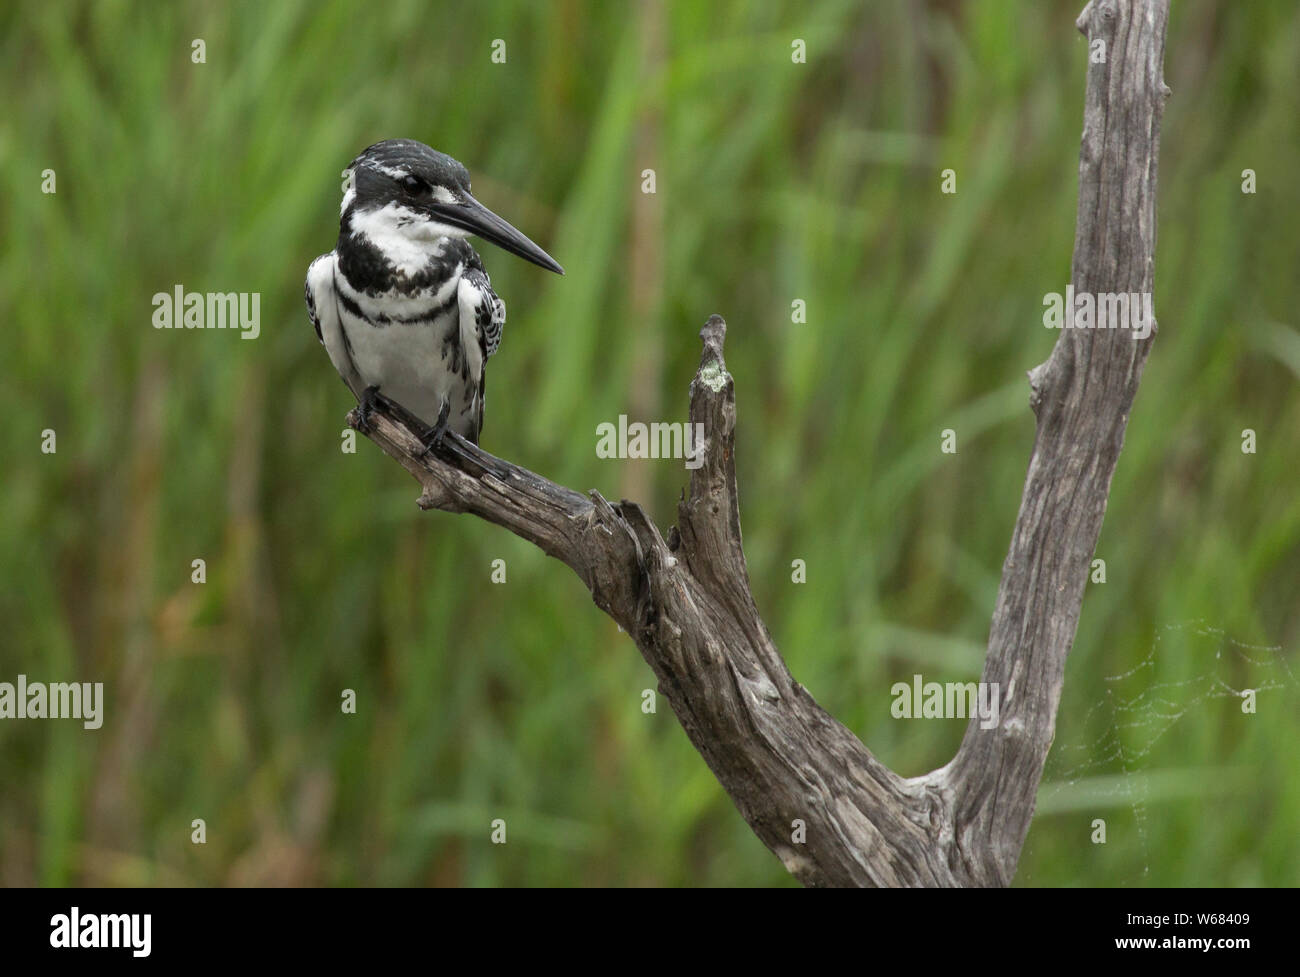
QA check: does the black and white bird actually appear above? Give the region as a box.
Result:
[306,139,562,446]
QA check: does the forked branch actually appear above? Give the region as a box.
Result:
[349,0,1170,886]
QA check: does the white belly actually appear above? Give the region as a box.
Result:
[347,311,465,427]
[310,251,485,439]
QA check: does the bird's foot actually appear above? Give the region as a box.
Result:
[418,398,453,456]
[353,385,382,434]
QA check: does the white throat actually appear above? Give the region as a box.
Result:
[348,202,469,277]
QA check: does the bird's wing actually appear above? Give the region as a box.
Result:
[306,252,364,399]
[456,263,505,444]
[458,265,506,362]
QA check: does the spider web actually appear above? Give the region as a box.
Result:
[1031,619,1295,884]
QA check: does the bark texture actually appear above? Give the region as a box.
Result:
[346,0,1169,886]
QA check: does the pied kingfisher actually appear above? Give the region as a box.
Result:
[306,139,562,446]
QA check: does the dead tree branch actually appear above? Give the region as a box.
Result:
[930,0,1170,884]
[347,0,1169,886]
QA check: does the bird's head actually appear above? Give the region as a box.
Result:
[341,138,563,274]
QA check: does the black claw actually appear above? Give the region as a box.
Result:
[355,385,381,433]
[419,398,453,455]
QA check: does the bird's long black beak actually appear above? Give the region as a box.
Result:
[431,194,564,275]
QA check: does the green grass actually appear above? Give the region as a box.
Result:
[1,0,1297,886]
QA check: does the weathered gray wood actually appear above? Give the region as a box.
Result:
[348,0,1169,886]
[931,0,1171,885]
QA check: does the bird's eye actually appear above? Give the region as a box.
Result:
[402,174,426,194]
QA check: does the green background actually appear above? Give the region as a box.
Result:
[1,0,1297,886]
